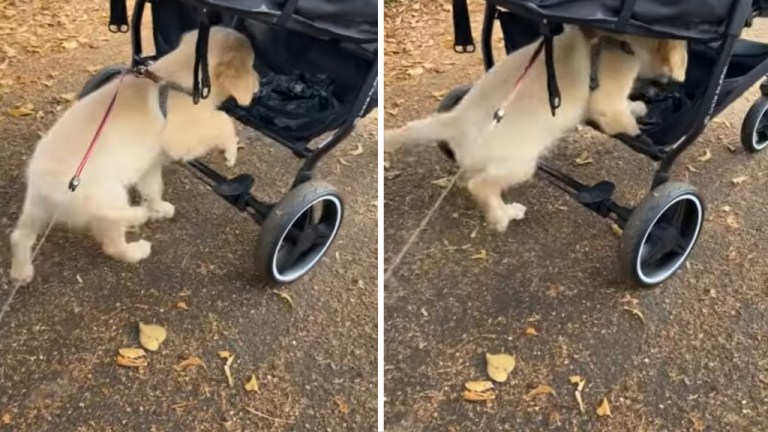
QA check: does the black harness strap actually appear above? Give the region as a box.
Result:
[193,17,212,104]
[541,23,562,116]
[132,67,196,119]
[276,0,300,27]
[452,0,475,53]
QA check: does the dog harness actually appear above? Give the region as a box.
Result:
[131,66,196,118]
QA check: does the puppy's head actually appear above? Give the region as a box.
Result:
[178,27,259,106]
[636,38,688,84]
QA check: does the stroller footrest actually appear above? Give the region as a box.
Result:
[213,174,255,197]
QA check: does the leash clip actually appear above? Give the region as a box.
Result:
[492,109,504,124]
[68,176,80,192]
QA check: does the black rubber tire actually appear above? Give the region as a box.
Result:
[255,181,344,285]
[436,84,472,113]
[78,65,127,100]
[618,182,705,288]
[740,96,768,153]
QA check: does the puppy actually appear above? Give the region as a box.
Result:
[10,26,259,285]
[385,26,596,232]
[587,36,687,136]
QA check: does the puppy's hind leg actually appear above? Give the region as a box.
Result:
[467,174,527,233]
[9,196,50,285]
[136,161,175,221]
[87,188,152,263]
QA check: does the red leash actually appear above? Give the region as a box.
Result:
[492,39,545,124]
[68,70,129,192]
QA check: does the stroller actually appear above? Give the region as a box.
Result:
[79,0,377,284]
[442,0,768,287]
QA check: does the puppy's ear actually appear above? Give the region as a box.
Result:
[216,56,258,106]
[658,39,687,82]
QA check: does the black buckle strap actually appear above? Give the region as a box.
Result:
[541,23,562,116]
[276,0,300,27]
[192,17,211,104]
[452,0,475,53]
[108,0,129,33]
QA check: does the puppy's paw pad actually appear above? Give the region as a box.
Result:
[149,201,175,220]
[505,203,527,220]
[125,240,152,263]
[10,262,34,286]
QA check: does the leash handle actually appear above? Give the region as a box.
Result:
[69,70,128,192]
[492,39,545,125]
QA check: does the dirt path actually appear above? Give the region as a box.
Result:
[0,1,377,431]
[384,1,768,430]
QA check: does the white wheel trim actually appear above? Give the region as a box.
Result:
[270,195,342,283]
[751,102,768,151]
[635,193,703,285]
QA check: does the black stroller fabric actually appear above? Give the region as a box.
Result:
[494,0,742,40]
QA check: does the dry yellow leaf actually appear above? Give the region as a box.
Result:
[462,389,496,402]
[116,355,148,368]
[486,353,516,383]
[623,306,646,323]
[596,398,612,417]
[2,412,13,425]
[138,322,167,352]
[690,415,705,431]
[687,165,701,173]
[471,250,487,260]
[523,384,555,401]
[349,143,363,156]
[118,347,147,359]
[610,223,623,237]
[244,374,259,392]
[431,176,452,188]
[525,326,538,336]
[569,375,583,385]
[731,176,748,185]
[696,149,712,162]
[464,380,494,392]
[334,396,350,414]
[59,92,76,103]
[176,301,189,310]
[174,357,205,371]
[218,350,233,360]
[573,151,594,166]
[7,103,34,117]
[219,351,235,387]
[86,65,102,74]
[61,40,78,50]
[272,290,294,308]
[406,66,425,76]
[338,157,351,166]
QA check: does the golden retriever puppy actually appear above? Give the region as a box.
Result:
[588,37,687,136]
[9,26,259,285]
[385,26,596,232]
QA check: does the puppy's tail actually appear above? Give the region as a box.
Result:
[384,114,454,153]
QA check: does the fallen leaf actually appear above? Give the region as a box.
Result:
[40,80,53,87]
[2,412,13,424]
[486,353,516,383]
[523,384,555,401]
[224,364,234,387]
[219,351,235,387]
[464,380,494,392]
[58,92,76,103]
[406,66,425,76]
[138,322,167,352]
[218,351,233,360]
[272,290,294,308]
[569,375,585,387]
[174,357,205,371]
[731,176,748,185]
[462,389,496,402]
[610,223,623,237]
[349,143,363,156]
[696,149,712,162]
[623,306,646,323]
[689,414,705,431]
[61,40,78,50]
[596,398,612,417]
[244,374,259,392]
[2,44,17,57]
[116,355,148,368]
[569,375,586,413]
[118,347,147,359]
[338,157,351,166]
[724,143,737,152]
[573,151,594,166]
[724,214,739,229]
[720,205,732,212]
[7,103,34,117]
[431,176,452,188]
[334,396,350,414]
[471,249,487,260]
[525,326,538,336]
[86,65,102,74]
[176,301,188,310]
[687,165,700,173]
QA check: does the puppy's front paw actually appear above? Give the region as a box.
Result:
[595,114,641,137]
[487,203,527,232]
[123,240,152,263]
[224,143,238,167]
[504,202,527,220]
[10,260,34,286]
[148,201,175,221]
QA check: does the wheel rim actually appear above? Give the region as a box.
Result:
[752,104,768,151]
[271,195,342,283]
[635,194,703,285]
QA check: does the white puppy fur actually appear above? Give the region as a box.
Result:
[9,26,259,285]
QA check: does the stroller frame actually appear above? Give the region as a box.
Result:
[440,0,768,286]
[82,0,377,284]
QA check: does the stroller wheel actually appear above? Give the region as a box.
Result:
[256,181,344,284]
[436,84,472,113]
[78,65,127,99]
[618,182,704,287]
[740,96,768,153]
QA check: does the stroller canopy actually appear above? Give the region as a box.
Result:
[494,0,748,40]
